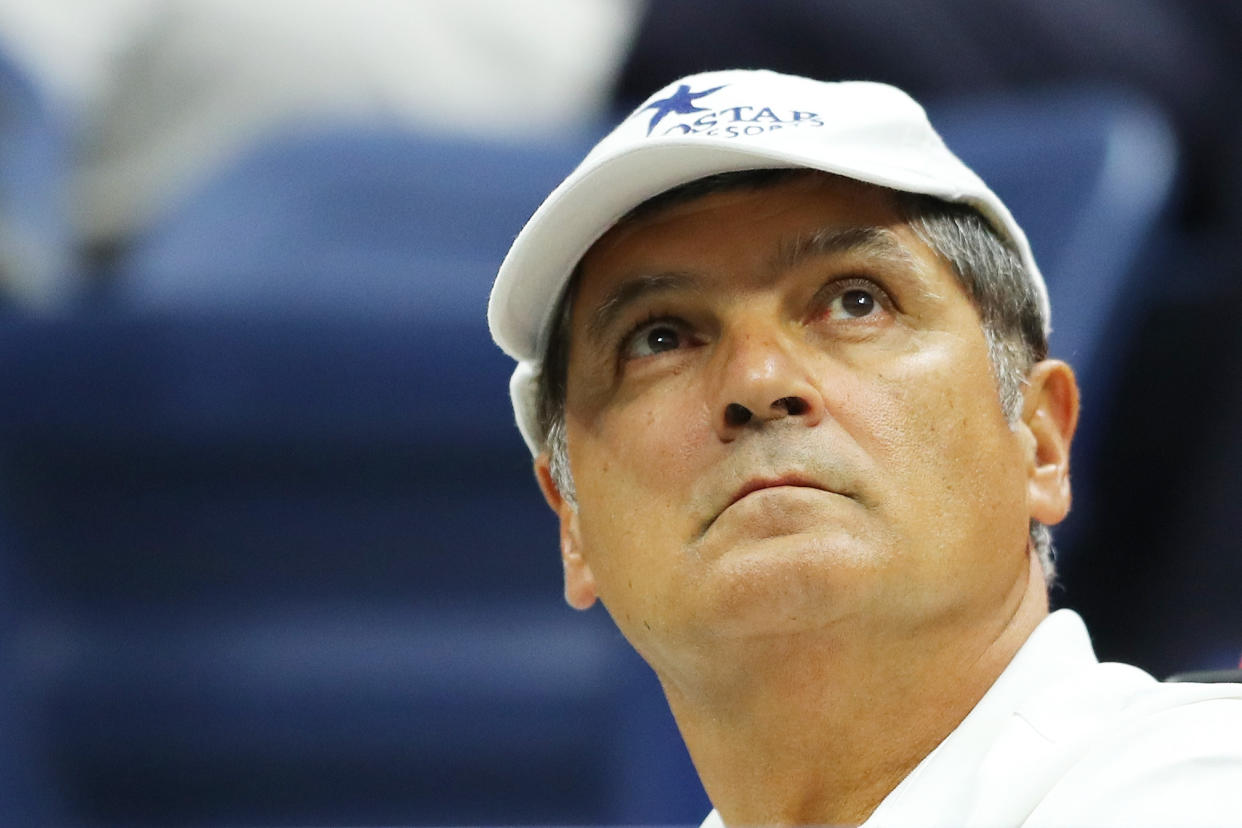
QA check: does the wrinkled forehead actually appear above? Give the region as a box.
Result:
[567,170,924,315]
[593,169,897,250]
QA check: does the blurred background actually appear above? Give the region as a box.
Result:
[0,0,1239,825]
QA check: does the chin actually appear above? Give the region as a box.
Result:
[683,530,889,641]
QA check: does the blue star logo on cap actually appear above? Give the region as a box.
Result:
[642,83,726,136]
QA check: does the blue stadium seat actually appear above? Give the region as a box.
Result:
[0,44,76,309]
[113,125,608,317]
[0,510,57,826]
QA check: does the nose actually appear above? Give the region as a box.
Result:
[712,330,825,440]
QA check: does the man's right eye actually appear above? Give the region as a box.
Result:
[622,319,688,359]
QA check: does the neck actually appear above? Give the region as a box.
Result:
[659,555,1049,827]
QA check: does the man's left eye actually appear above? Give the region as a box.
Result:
[838,289,876,317]
[824,285,883,320]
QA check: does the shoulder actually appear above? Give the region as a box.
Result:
[886,614,1242,827]
[1023,677,1242,827]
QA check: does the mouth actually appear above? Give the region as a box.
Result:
[694,462,858,541]
[694,474,837,541]
[727,475,829,509]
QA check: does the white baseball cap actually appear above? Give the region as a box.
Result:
[488,68,1048,455]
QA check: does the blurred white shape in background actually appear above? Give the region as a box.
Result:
[0,0,643,256]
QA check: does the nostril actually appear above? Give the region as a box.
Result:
[724,402,753,427]
[775,396,809,416]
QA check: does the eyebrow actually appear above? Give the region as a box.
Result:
[585,271,704,345]
[780,224,944,304]
[775,225,918,272]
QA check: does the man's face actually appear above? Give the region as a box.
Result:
[543,174,1062,676]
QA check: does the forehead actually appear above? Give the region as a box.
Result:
[571,172,941,314]
[588,171,898,254]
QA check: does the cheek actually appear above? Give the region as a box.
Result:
[850,346,1026,539]
[568,389,715,539]
[567,399,714,637]
[585,384,714,483]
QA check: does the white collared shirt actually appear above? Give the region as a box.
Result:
[701,610,1242,827]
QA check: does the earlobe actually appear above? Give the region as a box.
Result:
[1020,360,1080,526]
[534,454,597,611]
[559,531,598,611]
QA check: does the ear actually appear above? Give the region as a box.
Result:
[1019,359,1080,526]
[534,453,597,610]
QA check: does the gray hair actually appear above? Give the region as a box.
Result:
[535,170,1056,585]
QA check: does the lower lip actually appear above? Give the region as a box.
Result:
[707,485,843,539]
[724,484,837,517]
[734,484,821,504]
[697,485,850,544]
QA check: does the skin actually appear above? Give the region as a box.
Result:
[535,173,1078,826]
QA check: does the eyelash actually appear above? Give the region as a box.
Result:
[618,311,686,358]
[815,276,896,318]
